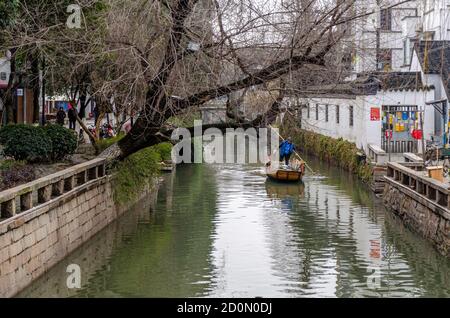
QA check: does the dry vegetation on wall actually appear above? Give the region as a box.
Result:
[281,116,373,182]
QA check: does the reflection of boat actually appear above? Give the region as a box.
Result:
[265,180,305,199]
[265,159,305,182]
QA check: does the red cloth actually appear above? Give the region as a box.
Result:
[385,130,392,139]
[412,129,423,140]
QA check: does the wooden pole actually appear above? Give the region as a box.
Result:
[420,108,426,163]
[268,125,316,174]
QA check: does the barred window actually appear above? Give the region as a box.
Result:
[380,8,392,31]
[349,105,354,127]
[336,105,340,124]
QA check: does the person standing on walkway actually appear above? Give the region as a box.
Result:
[68,102,77,130]
[279,137,296,166]
[93,105,99,125]
[56,107,66,126]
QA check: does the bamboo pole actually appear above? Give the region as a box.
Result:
[268,125,316,174]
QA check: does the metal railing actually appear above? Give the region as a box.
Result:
[0,158,106,220]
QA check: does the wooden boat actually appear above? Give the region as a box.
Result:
[265,158,305,182]
[160,160,175,172]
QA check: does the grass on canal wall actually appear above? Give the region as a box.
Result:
[112,142,173,205]
[281,119,373,183]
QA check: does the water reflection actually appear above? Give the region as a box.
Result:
[18,159,450,298]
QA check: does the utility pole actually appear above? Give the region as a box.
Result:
[39,57,46,125]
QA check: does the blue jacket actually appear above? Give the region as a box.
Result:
[280,140,295,156]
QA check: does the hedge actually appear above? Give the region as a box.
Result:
[0,124,53,162]
[0,124,77,163]
[44,124,77,160]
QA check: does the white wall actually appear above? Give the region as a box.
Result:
[420,0,450,40]
[291,88,435,154]
[353,0,419,73]
[296,96,368,150]
[365,89,435,147]
[0,57,11,89]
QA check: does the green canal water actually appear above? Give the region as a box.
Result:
[18,158,450,297]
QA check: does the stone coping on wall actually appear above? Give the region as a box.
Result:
[0,158,106,220]
[0,176,109,236]
[387,162,450,192]
[385,162,450,221]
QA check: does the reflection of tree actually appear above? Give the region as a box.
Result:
[76,164,218,298]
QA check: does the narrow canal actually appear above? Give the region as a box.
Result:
[18,157,450,297]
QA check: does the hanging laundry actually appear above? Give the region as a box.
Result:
[402,112,409,120]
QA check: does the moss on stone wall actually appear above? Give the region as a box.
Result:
[281,118,373,183]
[112,142,173,205]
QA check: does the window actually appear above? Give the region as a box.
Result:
[336,105,340,124]
[380,8,392,31]
[315,104,319,120]
[0,72,6,81]
[403,39,409,65]
[307,103,310,119]
[349,105,354,127]
[377,49,392,71]
[325,104,329,122]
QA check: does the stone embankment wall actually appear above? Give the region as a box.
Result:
[383,162,450,257]
[0,158,158,297]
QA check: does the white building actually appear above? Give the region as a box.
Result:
[290,0,450,156]
[352,0,419,74]
[0,56,11,89]
[290,73,434,153]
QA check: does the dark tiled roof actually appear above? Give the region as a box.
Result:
[295,72,431,97]
[414,40,450,100]
[358,72,431,92]
[414,41,450,74]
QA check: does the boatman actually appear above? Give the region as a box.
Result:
[279,137,295,166]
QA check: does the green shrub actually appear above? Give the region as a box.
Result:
[113,146,162,204]
[97,133,125,152]
[0,159,26,171]
[0,124,52,163]
[152,142,173,161]
[44,124,77,160]
[112,142,173,204]
[0,124,19,144]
